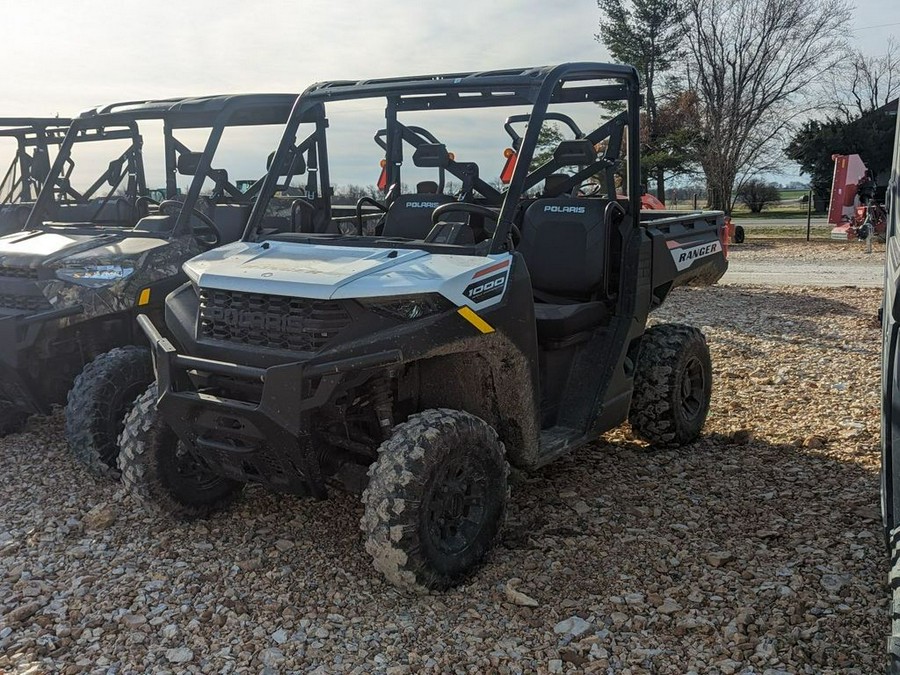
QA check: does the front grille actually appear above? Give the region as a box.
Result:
[0,293,51,312]
[0,266,38,280]
[198,288,351,351]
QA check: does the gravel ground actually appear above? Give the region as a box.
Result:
[724,239,885,287]
[0,285,887,674]
[729,239,885,262]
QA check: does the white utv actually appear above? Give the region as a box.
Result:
[120,64,728,591]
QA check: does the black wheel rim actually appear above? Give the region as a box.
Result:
[680,356,706,420]
[425,453,489,556]
[173,442,224,491]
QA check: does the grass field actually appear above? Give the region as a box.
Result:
[731,208,813,219]
[737,224,832,238]
[723,188,817,219]
[778,189,809,200]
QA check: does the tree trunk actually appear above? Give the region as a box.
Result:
[707,174,736,213]
[655,167,665,203]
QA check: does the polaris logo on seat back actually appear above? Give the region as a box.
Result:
[407,201,440,208]
[670,240,722,271]
[544,205,586,214]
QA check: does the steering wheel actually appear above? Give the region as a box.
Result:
[356,196,389,235]
[431,202,498,226]
[158,199,220,248]
[431,203,521,247]
[135,195,160,218]
[579,178,605,197]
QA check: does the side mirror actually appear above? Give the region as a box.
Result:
[107,158,124,187]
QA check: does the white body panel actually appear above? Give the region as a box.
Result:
[183,240,514,309]
[0,230,80,256]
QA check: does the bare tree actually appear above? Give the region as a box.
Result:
[826,39,900,120]
[597,0,686,200]
[683,0,851,211]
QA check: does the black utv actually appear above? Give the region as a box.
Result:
[0,117,70,235]
[0,94,296,464]
[120,63,728,591]
[879,96,900,672]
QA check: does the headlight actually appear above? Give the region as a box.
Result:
[55,264,135,287]
[358,294,453,320]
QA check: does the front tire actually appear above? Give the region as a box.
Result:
[629,324,712,446]
[65,346,154,477]
[118,384,242,519]
[361,409,508,592]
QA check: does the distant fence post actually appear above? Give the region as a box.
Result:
[806,188,813,242]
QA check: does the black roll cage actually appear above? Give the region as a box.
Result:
[244,63,641,255]
[24,94,297,234]
[0,118,71,204]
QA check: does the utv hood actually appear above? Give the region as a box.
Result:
[183,240,501,301]
[0,229,168,269]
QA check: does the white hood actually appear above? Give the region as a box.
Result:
[183,240,513,308]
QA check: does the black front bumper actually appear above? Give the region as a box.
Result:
[139,314,402,497]
[0,304,84,414]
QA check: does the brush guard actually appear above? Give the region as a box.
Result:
[137,314,402,497]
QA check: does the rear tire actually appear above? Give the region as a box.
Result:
[0,401,28,437]
[629,324,712,446]
[65,346,153,477]
[118,384,242,519]
[361,409,508,592]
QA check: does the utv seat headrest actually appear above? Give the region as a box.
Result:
[553,139,598,166]
[177,151,203,176]
[543,173,571,197]
[412,143,450,168]
[416,180,439,194]
[30,148,51,182]
[266,151,306,176]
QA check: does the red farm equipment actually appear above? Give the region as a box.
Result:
[829,153,887,242]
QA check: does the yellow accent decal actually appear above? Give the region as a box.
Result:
[458,306,494,334]
[138,288,151,306]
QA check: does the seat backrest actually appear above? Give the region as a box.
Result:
[518,197,607,298]
[55,198,135,225]
[381,192,456,239]
[543,173,571,197]
[206,203,252,243]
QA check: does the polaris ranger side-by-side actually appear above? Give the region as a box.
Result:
[0,95,296,463]
[121,63,728,591]
[0,117,71,235]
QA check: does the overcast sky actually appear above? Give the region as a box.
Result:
[4,0,899,189]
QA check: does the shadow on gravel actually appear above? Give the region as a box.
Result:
[498,429,887,670]
[669,286,874,351]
